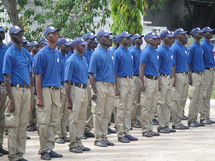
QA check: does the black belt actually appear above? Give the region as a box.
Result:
[119,76,133,78]
[176,72,188,74]
[72,83,87,89]
[191,71,204,74]
[61,83,64,85]
[0,81,4,85]
[133,74,139,76]
[159,73,172,78]
[49,86,60,90]
[205,67,215,71]
[11,84,29,88]
[145,75,158,80]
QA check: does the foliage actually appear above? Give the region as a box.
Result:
[144,0,169,13]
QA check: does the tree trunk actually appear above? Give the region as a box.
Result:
[206,5,215,27]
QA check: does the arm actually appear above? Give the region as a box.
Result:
[4,74,14,112]
[139,63,146,92]
[32,68,37,95]
[171,65,176,87]
[114,71,120,96]
[65,80,72,109]
[36,74,43,107]
[188,64,192,85]
[89,73,97,100]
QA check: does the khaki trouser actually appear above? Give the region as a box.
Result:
[157,76,172,130]
[131,76,141,125]
[36,87,60,154]
[141,77,158,133]
[5,87,30,161]
[56,84,70,138]
[29,88,37,125]
[200,70,214,120]
[91,81,114,141]
[188,73,204,123]
[69,86,88,148]
[84,79,93,133]
[116,77,134,138]
[172,73,188,126]
[0,84,7,149]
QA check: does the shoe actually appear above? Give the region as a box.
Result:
[125,135,138,141]
[62,136,70,142]
[158,128,170,133]
[84,132,95,137]
[172,124,186,130]
[209,119,215,124]
[130,127,133,130]
[181,124,189,129]
[118,136,130,143]
[0,148,9,154]
[55,138,65,144]
[200,118,212,124]
[27,125,34,132]
[94,140,107,147]
[41,152,51,160]
[66,126,69,132]
[26,136,31,140]
[79,145,91,151]
[104,140,115,146]
[188,121,199,127]
[181,115,187,120]
[69,146,83,153]
[0,152,2,157]
[152,119,158,125]
[107,131,110,135]
[165,126,176,132]
[131,122,141,128]
[150,130,160,136]
[19,158,28,161]
[108,128,116,133]
[82,134,87,139]
[5,130,8,135]
[195,121,205,127]
[33,124,38,131]
[49,150,63,158]
[142,131,153,137]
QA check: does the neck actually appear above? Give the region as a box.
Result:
[163,41,169,48]
[100,43,107,50]
[120,43,127,50]
[194,38,200,45]
[75,49,82,57]
[13,41,21,50]
[115,44,119,48]
[176,39,183,45]
[135,44,141,50]
[204,37,210,42]
[148,43,155,49]
[60,49,66,56]
[87,45,91,51]
[48,42,56,50]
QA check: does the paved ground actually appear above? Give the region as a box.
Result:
[2,100,215,161]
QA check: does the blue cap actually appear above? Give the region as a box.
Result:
[23,36,28,43]
[97,29,112,39]
[7,41,13,47]
[202,26,214,33]
[131,33,144,42]
[9,26,24,35]
[174,28,187,37]
[0,26,5,32]
[113,35,120,42]
[144,32,157,39]
[95,40,98,43]
[57,38,73,46]
[170,31,175,37]
[118,31,132,40]
[160,30,173,38]
[29,41,39,49]
[109,36,113,40]
[72,37,88,46]
[27,42,31,47]
[44,26,60,38]
[190,27,203,36]
[154,32,161,38]
[186,35,190,38]
[38,38,48,45]
[83,32,96,40]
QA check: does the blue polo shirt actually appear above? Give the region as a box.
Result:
[171,41,189,72]
[188,42,205,72]
[130,46,141,75]
[34,45,61,88]
[140,45,159,76]
[201,39,215,68]
[0,43,9,81]
[111,46,117,53]
[64,52,88,84]
[114,46,133,76]
[83,48,94,66]
[128,45,135,51]
[67,51,73,57]
[88,46,115,83]
[60,54,68,84]
[157,44,173,75]
[2,44,32,85]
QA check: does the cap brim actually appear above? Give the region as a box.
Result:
[125,34,133,37]
[81,41,88,45]
[203,29,214,33]
[65,41,73,46]
[13,29,25,34]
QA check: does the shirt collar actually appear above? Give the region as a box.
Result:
[119,46,128,51]
[160,44,169,50]
[74,52,83,60]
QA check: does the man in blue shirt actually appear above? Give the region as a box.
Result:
[114,31,138,143]
[156,30,176,134]
[88,29,116,147]
[187,27,205,127]
[82,32,96,139]
[139,32,160,137]
[34,26,63,160]
[65,37,90,153]
[171,28,189,130]
[130,34,144,129]
[3,26,31,161]
[38,38,47,49]
[200,27,215,124]
[55,38,71,144]
[0,26,9,157]
[111,35,120,53]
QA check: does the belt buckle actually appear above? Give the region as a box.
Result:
[167,75,170,79]
[80,84,83,88]
[152,76,155,80]
[17,84,20,88]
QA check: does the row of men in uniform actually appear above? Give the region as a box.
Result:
[0,25,215,161]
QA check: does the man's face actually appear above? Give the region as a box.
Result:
[0,31,5,41]
[99,35,110,46]
[163,36,171,45]
[39,43,46,49]
[177,33,186,43]
[148,37,157,46]
[134,37,143,46]
[203,31,213,40]
[121,37,131,46]
[31,45,39,54]
[70,45,74,53]
[156,38,161,46]
[114,40,120,46]
[75,44,86,54]
[194,32,202,39]
[61,44,70,53]
[86,38,96,49]
[46,31,59,44]
[170,37,175,44]
[11,31,23,45]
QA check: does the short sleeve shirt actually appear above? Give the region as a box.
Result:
[130,46,141,75]
[0,43,9,81]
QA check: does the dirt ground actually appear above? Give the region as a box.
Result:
[2,102,215,161]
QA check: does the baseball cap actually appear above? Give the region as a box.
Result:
[154,32,161,38]
[160,30,173,38]
[202,26,214,33]
[0,26,5,32]
[9,26,24,35]
[131,33,144,42]
[23,36,28,43]
[174,28,187,37]
[118,31,132,40]
[97,29,112,39]
[38,38,48,45]
[82,32,96,40]
[57,38,73,46]
[44,26,60,38]
[29,41,39,49]
[113,35,120,42]
[72,37,88,46]
[144,32,157,39]
[190,27,203,36]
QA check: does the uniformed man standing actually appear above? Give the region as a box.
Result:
[3,26,32,161]
[34,26,63,160]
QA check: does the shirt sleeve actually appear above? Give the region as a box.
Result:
[187,45,194,65]
[140,50,149,64]
[172,47,177,65]
[88,53,97,74]
[64,58,75,82]
[114,51,120,71]
[2,51,13,75]
[34,53,44,75]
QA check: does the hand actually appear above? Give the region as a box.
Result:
[37,97,44,107]
[8,100,15,113]
[91,93,97,100]
[140,84,145,92]
[172,78,176,87]
[66,100,73,109]
[115,88,120,96]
